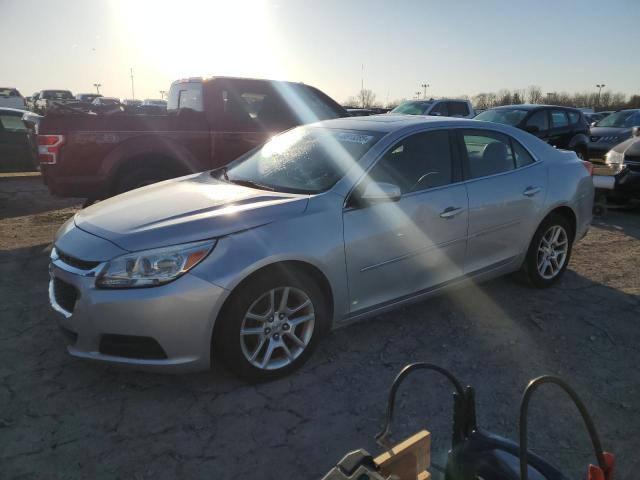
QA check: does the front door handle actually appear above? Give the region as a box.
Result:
[439,206,465,219]
[523,186,542,197]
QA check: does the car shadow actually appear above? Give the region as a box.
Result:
[592,205,640,241]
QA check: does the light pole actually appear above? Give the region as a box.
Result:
[93,83,101,94]
[421,83,429,99]
[596,84,606,107]
[159,90,166,100]
[414,91,421,100]
[130,68,135,100]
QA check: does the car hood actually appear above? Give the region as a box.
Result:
[75,172,310,252]
[590,126,632,138]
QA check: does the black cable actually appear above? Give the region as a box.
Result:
[519,375,605,480]
[375,362,465,447]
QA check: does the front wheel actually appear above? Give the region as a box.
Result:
[214,270,328,382]
[521,214,574,288]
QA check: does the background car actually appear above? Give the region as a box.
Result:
[122,99,142,107]
[76,93,102,104]
[48,115,594,381]
[0,88,27,110]
[474,104,590,159]
[588,109,640,161]
[91,96,121,107]
[347,108,375,116]
[390,99,475,118]
[139,98,167,114]
[33,89,75,114]
[0,107,38,171]
[597,135,640,203]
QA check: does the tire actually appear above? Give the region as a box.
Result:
[520,213,574,288]
[214,269,328,382]
[114,167,178,195]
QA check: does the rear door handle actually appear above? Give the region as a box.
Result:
[439,206,465,219]
[523,186,542,197]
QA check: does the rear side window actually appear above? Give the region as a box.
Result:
[167,82,203,112]
[0,114,26,131]
[551,110,569,128]
[447,101,469,117]
[368,130,453,193]
[217,81,296,132]
[512,141,535,168]
[461,130,516,178]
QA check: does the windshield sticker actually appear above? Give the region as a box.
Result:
[335,132,374,144]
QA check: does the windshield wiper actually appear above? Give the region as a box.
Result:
[227,178,276,191]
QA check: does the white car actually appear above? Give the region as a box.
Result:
[0,88,27,110]
[390,98,475,118]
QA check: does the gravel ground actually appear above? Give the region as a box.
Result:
[1,174,639,479]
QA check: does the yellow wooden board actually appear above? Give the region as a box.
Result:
[374,430,431,480]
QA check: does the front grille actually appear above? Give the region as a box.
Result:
[99,334,168,360]
[57,250,100,271]
[53,277,79,313]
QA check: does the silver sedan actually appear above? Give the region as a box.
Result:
[49,116,594,381]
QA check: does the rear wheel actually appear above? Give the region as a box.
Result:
[521,213,574,288]
[214,270,328,382]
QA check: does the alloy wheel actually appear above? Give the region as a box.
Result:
[536,225,569,280]
[239,287,315,370]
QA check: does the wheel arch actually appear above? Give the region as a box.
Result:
[212,259,336,343]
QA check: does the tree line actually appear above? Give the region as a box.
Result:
[345,86,640,111]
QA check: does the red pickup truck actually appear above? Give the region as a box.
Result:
[38,76,348,200]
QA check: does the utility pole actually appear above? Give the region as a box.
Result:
[360,64,364,108]
[596,84,605,107]
[130,68,135,100]
[421,83,429,99]
[159,90,166,100]
[93,83,101,94]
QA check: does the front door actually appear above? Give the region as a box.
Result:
[457,129,547,274]
[343,130,468,314]
[548,110,572,148]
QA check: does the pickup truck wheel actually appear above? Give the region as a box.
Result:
[115,167,176,195]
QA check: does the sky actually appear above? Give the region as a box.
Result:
[1,0,639,105]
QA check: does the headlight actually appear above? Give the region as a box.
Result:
[605,150,625,166]
[96,240,215,289]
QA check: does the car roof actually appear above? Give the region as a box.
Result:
[311,114,480,133]
[491,104,579,112]
[0,107,29,115]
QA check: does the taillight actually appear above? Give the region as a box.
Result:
[38,134,65,164]
[581,160,594,176]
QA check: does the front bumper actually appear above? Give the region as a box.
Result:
[49,257,228,373]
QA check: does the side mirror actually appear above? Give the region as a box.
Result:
[360,182,402,204]
[523,125,540,134]
[429,111,442,117]
[632,126,640,137]
[590,122,597,128]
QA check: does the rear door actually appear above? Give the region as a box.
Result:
[343,129,468,313]
[548,110,571,148]
[208,79,297,168]
[458,129,546,274]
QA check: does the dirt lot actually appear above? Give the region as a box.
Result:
[1,174,639,479]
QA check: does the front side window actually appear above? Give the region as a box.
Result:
[551,110,569,128]
[367,130,453,193]
[461,130,516,179]
[567,111,580,124]
[429,102,448,116]
[475,108,528,126]
[447,101,469,117]
[217,127,382,194]
[167,82,203,112]
[596,110,640,128]
[525,110,549,131]
[390,101,432,115]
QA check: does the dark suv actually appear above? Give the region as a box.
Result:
[475,105,590,159]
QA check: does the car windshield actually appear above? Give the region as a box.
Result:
[595,110,640,128]
[216,126,382,194]
[475,108,529,126]
[42,90,74,100]
[390,101,432,115]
